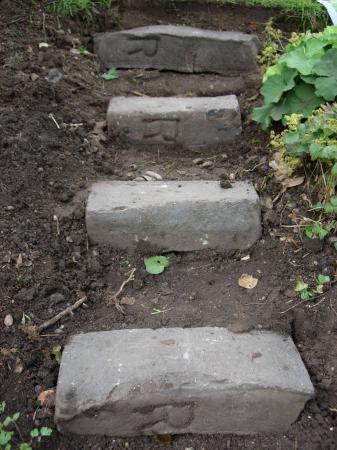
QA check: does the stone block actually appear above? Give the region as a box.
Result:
[55,327,314,436]
[94,25,261,75]
[85,180,261,252]
[107,95,241,149]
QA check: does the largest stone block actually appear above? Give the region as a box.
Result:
[94,25,261,75]
[107,95,241,149]
[55,327,314,436]
[85,180,261,252]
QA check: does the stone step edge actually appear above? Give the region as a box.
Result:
[85,180,261,252]
[55,327,314,437]
[107,95,242,149]
[94,25,261,75]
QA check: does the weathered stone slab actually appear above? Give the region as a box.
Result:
[85,180,261,252]
[107,95,241,149]
[55,327,314,436]
[94,25,261,75]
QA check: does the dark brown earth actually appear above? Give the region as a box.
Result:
[1,1,337,449]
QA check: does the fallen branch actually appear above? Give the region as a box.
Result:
[108,268,136,313]
[38,296,87,331]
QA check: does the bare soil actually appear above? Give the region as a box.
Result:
[1,1,337,449]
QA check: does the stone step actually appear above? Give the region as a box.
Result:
[94,25,261,75]
[55,327,314,437]
[85,180,261,252]
[107,95,241,149]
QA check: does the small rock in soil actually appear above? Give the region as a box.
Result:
[303,237,324,253]
[4,314,13,327]
[144,170,162,180]
[201,161,213,169]
[193,158,203,165]
[47,68,63,83]
[49,292,66,306]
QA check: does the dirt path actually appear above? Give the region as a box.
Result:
[1,1,337,449]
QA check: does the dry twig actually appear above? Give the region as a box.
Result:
[38,296,87,331]
[108,268,136,313]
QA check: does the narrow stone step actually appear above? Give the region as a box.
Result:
[94,25,261,75]
[55,327,314,436]
[85,180,261,252]
[107,95,241,149]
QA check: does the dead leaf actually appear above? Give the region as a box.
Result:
[37,389,56,408]
[16,253,23,268]
[269,152,291,181]
[14,358,24,374]
[154,434,173,445]
[281,176,304,190]
[4,314,13,327]
[261,193,273,209]
[120,296,136,305]
[240,255,250,261]
[238,274,258,289]
[93,120,106,134]
[20,325,40,340]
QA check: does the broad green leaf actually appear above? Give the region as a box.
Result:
[283,83,323,117]
[252,104,274,130]
[260,68,296,104]
[309,142,323,160]
[282,46,322,75]
[295,280,308,292]
[263,62,285,82]
[317,274,330,284]
[284,132,300,145]
[334,242,337,250]
[0,430,13,445]
[320,145,337,159]
[300,74,316,85]
[314,76,337,101]
[144,256,170,275]
[314,48,337,77]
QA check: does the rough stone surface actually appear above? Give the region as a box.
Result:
[55,327,314,436]
[94,25,261,74]
[85,180,261,251]
[107,95,241,149]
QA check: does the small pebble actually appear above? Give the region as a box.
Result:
[201,161,213,169]
[229,173,235,180]
[144,170,162,180]
[4,314,13,327]
[193,158,203,165]
[133,177,145,181]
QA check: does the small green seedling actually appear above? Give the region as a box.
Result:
[21,313,31,325]
[77,46,90,55]
[294,279,313,300]
[101,68,119,81]
[305,222,335,239]
[52,345,62,364]
[314,274,330,294]
[144,256,170,275]
[0,401,52,449]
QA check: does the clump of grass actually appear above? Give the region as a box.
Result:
[49,0,112,23]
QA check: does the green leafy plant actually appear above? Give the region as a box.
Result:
[294,273,331,299]
[305,222,336,239]
[101,68,119,81]
[49,0,112,23]
[144,256,170,275]
[52,345,62,364]
[253,26,337,129]
[0,401,52,449]
[270,104,337,211]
